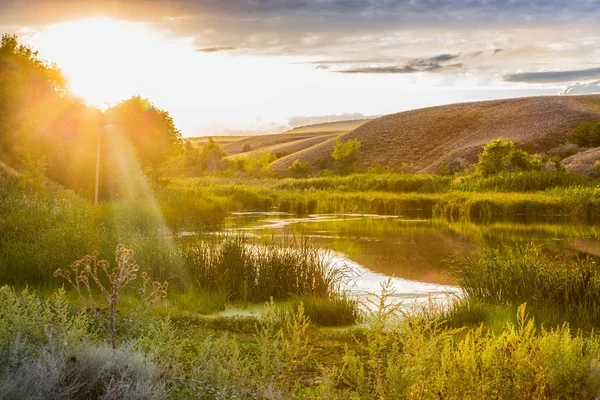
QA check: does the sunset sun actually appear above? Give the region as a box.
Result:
[28,17,192,108]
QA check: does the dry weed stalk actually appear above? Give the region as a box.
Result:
[54,244,168,349]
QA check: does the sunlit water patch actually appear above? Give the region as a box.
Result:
[208,212,600,315]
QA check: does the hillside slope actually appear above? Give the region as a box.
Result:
[282,119,369,135]
[225,133,339,159]
[271,95,600,174]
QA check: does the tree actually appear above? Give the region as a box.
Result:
[0,34,67,165]
[477,138,541,177]
[289,159,310,178]
[331,138,361,174]
[568,122,600,148]
[105,96,182,170]
[200,137,226,173]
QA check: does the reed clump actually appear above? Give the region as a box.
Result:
[180,235,346,302]
[451,244,600,324]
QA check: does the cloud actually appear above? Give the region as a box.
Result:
[504,67,600,83]
[196,46,235,53]
[562,81,600,95]
[337,54,462,74]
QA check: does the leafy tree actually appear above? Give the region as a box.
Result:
[200,137,227,173]
[477,138,541,177]
[105,96,182,170]
[0,34,67,165]
[289,159,310,178]
[331,138,361,174]
[568,122,600,148]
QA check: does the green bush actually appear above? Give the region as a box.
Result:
[331,138,361,174]
[288,159,311,178]
[568,121,600,148]
[477,138,541,177]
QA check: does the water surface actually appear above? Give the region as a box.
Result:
[221,213,600,310]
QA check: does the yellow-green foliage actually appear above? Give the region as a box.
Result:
[180,235,346,302]
[477,138,541,177]
[569,121,600,148]
[331,138,361,174]
[451,244,600,325]
[289,158,311,178]
[328,303,600,399]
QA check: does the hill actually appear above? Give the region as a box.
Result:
[282,119,369,135]
[271,95,600,174]
[221,119,367,157]
[225,133,339,159]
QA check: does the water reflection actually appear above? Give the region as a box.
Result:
[222,213,600,306]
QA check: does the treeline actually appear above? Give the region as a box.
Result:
[0,34,182,200]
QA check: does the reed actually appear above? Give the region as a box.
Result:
[180,235,348,302]
[451,244,600,325]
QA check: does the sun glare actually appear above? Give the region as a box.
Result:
[27,17,193,108]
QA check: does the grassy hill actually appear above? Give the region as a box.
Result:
[282,119,370,135]
[271,95,600,174]
[220,119,368,157]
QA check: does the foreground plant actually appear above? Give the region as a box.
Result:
[54,244,168,348]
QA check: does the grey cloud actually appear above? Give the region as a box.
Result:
[504,67,600,83]
[197,46,235,53]
[3,0,600,29]
[337,54,462,74]
[562,81,600,95]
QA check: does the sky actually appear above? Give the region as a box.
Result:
[1,0,600,137]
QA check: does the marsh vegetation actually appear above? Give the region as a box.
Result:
[5,34,600,399]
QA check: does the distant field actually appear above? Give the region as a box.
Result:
[187,136,248,146]
[282,119,369,135]
[188,119,368,158]
[225,133,339,159]
[271,95,600,174]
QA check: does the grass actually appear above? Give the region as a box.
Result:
[170,172,600,223]
[6,283,600,399]
[180,235,347,302]
[294,294,361,326]
[450,244,600,328]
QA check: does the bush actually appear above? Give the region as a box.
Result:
[0,341,166,400]
[568,121,600,148]
[477,138,541,177]
[288,159,311,178]
[331,138,361,174]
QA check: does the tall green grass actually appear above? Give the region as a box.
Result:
[180,235,346,302]
[451,244,600,326]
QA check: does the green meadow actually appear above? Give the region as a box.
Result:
[5,33,600,399]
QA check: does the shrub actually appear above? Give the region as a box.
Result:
[0,341,166,400]
[568,121,600,148]
[288,159,311,178]
[477,138,541,177]
[331,138,361,174]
